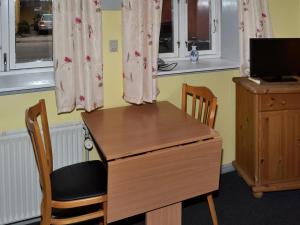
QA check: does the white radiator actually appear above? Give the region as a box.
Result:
[0,122,84,224]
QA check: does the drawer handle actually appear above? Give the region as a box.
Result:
[268,97,275,107]
[280,100,287,105]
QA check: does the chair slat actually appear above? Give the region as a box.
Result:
[198,96,204,121]
[203,100,209,125]
[181,83,217,128]
[51,210,104,225]
[192,94,197,117]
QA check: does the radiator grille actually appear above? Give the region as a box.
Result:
[0,122,84,224]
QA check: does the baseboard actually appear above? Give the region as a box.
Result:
[10,217,40,225]
[221,163,235,174]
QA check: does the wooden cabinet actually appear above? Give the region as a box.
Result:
[233,77,300,198]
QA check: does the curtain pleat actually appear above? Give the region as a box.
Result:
[122,0,163,104]
[53,0,103,113]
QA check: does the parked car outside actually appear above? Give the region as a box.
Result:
[33,13,42,31]
[36,13,53,34]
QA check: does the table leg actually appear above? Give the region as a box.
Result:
[146,202,182,225]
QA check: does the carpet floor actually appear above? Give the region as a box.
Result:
[27,171,300,225]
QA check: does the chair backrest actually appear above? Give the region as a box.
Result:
[25,99,53,202]
[181,83,217,128]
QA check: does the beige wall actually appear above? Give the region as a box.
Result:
[299,0,300,35]
[269,0,300,37]
[0,0,299,164]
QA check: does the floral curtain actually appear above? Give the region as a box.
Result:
[122,0,163,104]
[239,0,273,76]
[53,0,103,113]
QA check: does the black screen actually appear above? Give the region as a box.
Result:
[250,38,300,81]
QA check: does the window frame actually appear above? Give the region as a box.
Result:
[159,0,179,58]
[0,0,55,94]
[159,0,221,61]
[1,0,54,72]
[8,0,53,70]
[0,0,9,72]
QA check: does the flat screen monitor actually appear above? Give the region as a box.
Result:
[250,38,300,82]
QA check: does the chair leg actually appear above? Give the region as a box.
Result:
[40,199,51,225]
[206,194,218,225]
[103,201,107,225]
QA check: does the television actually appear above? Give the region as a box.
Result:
[250,38,300,82]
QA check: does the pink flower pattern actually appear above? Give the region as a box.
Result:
[147,33,153,45]
[239,21,245,32]
[242,0,250,11]
[53,0,103,113]
[239,0,272,76]
[240,1,270,37]
[79,95,85,102]
[154,0,161,9]
[255,12,269,37]
[93,0,102,12]
[143,57,147,70]
[134,50,141,57]
[64,57,72,63]
[96,73,102,81]
[122,0,162,103]
[86,55,91,62]
[88,25,93,39]
[93,0,101,7]
[75,17,82,24]
[97,73,103,88]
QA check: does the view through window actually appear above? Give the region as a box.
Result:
[187,0,211,51]
[14,0,53,64]
[159,0,174,54]
[159,0,219,58]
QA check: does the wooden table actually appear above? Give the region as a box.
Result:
[82,101,222,225]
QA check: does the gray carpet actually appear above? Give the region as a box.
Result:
[25,172,300,225]
[110,171,300,225]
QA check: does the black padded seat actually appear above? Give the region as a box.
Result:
[51,160,107,201]
[76,218,102,225]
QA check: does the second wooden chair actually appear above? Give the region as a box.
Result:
[182,83,219,225]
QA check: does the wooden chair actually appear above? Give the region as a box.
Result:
[181,83,219,225]
[25,99,107,225]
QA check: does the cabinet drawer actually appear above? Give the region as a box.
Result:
[259,93,300,111]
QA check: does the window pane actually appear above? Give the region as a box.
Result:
[187,0,211,51]
[159,0,174,53]
[15,0,53,63]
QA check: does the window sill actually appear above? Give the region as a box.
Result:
[157,58,239,76]
[0,69,55,95]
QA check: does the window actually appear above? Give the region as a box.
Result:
[159,0,220,59]
[0,0,54,93]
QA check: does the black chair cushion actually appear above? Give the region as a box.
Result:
[50,160,107,201]
[76,218,103,225]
